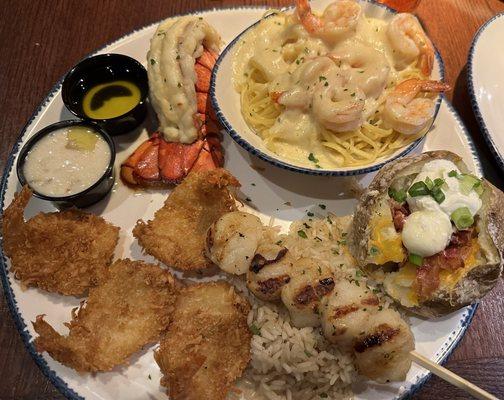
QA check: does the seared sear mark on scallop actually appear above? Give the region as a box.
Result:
[331,304,359,319]
[295,277,335,306]
[257,275,291,296]
[361,296,380,306]
[315,277,335,297]
[354,324,400,353]
[250,247,288,273]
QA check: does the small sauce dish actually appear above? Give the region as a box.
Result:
[62,53,149,135]
[16,120,116,208]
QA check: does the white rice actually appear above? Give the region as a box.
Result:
[229,215,360,400]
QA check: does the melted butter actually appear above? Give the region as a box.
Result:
[82,80,141,119]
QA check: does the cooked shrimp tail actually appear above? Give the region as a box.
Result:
[382,78,450,136]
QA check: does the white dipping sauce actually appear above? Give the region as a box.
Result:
[23,126,111,197]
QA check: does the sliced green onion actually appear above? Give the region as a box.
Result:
[425,177,434,190]
[408,181,429,197]
[409,253,424,266]
[433,178,445,188]
[458,174,481,195]
[388,187,407,203]
[448,170,458,178]
[451,207,474,230]
[431,188,446,204]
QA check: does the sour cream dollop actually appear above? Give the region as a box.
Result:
[406,159,482,218]
[402,210,453,257]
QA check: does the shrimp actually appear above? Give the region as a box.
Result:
[296,0,362,43]
[328,42,390,99]
[312,85,366,132]
[387,13,435,76]
[382,78,450,136]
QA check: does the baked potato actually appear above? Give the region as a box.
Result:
[348,151,504,317]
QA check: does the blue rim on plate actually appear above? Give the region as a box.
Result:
[0,6,475,400]
[467,12,504,173]
[210,0,446,177]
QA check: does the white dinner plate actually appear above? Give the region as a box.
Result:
[468,12,504,172]
[0,4,480,400]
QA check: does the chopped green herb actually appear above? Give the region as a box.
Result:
[250,324,261,335]
[298,230,308,239]
[303,222,311,229]
[308,153,319,163]
[319,204,326,210]
[276,240,283,245]
[320,394,328,398]
[369,245,380,256]
[319,76,327,82]
[378,305,383,311]
[305,350,312,357]
[448,170,458,178]
[148,374,152,380]
[317,266,322,274]
[150,58,156,65]
[176,54,180,60]
[356,270,362,278]
[246,197,252,202]
[307,211,314,217]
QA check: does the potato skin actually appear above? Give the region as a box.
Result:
[349,151,504,317]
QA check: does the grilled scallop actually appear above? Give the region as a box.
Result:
[247,243,294,301]
[320,279,380,349]
[280,258,335,328]
[353,308,414,382]
[206,211,264,275]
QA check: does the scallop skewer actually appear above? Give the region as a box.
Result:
[206,211,498,397]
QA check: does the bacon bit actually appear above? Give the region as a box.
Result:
[413,228,475,298]
[332,304,359,319]
[413,263,440,299]
[354,324,400,353]
[390,200,410,232]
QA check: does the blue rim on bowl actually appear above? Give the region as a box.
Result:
[210,0,446,176]
[467,12,504,173]
[16,119,116,208]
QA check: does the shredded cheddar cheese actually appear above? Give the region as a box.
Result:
[369,217,405,264]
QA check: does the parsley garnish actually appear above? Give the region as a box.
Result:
[298,230,308,239]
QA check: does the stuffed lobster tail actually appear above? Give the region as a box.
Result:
[120,17,223,186]
[349,150,504,318]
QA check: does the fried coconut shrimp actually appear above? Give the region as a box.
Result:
[2,186,119,296]
[133,169,239,271]
[33,259,178,372]
[155,281,251,400]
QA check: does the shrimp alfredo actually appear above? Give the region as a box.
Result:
[233,0,449,168]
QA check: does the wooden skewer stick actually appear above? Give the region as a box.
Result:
[410,351,498,400]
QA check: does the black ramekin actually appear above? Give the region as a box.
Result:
[16,120,116,208]
[61,53,149,135]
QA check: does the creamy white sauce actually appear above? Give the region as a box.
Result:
[407,160,482,218]
[233,7,423,169]
[23,127,111,197]
[148,16,220,143]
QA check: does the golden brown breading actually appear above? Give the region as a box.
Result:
[155,281,251,400]
[33,259,178,372]
[2,186,119,296]
[133,169,239,271]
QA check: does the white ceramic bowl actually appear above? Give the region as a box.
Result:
[210,0,445,176]
[467,12,504,172]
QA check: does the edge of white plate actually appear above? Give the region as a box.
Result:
[0,6,478,400]
[467,11,504,173]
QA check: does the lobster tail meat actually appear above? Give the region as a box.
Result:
[121,16,223,187]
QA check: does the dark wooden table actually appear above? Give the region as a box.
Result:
[1,1,503,399]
